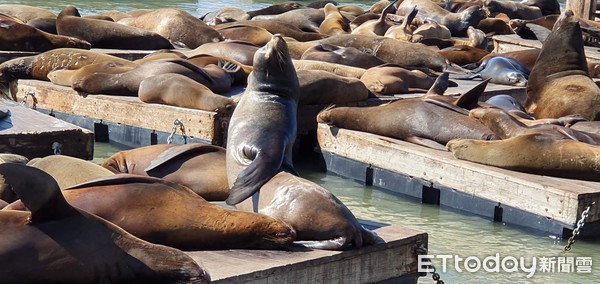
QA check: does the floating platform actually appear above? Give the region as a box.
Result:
[187,225,427,283]
[0,48,158,63]
[0,97,93,160]
[316,123,600,238]
[492,34,600,62]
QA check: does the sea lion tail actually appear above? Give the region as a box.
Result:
[226,153,281,205]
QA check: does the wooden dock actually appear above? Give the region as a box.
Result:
[492,34,600,63]
[0,97,93,160]
[0,48,158,63]
[316,123,600,238]
[187,225,427,283]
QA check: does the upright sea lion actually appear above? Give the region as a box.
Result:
[56,6,173,50]
[117,8,223,49]
[0,164,209,283]
[0,14,90,52]
[5,174,296,250]
[397,0,487,36]
[27,155,114,189]
[139,73,235,113]
[300,44,385,69]
[225,35,300,205]
[0,48,138,83]
[237,171,381,250]
[102,143,230,201]
[318,74,497,150]
[447,133,600,181]
[526,10,600,120]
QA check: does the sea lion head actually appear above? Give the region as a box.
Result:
[506,72,528,86]
[58,5,81,18]
[252,216,297,249]
[250,34,299,100]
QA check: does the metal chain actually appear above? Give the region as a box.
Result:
[563,202,595,252]
[166,119,187,144]
[416,244,445,284]
[21,91,37,109]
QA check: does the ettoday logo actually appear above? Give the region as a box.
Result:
[418,254,593,278]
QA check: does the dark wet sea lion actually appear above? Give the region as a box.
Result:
[27,155,114,189]
[318,74,497,150]
[526,10,600,120]
[360,63,438,96]
[73,58,222,96]
[237,171,382,250]
[0,48,138,83]
[521,0,560,15]
[476,17,515,36]
[300,44,385,69]
[397,0,486,36]
[447,133,600,181]
[0,14,90,52]
[0,163,209,283]
[139,73,235,112]
[102,143,230,201]
[117,8,223,49]
[484,0,543,20]
[0,4,55,22]
[297,69,370,104]
[226,35,300,205]
[56,5,173,50]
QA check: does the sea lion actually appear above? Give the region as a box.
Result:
[526,10,600,120]
[26,17,57,34]
[0,48,138,83]
[300,44,385,69]
[384,6,422,42]
[292,59,366,78]
[56,6,173,50]
[521,0,560,15]
[297,69,370,104]
[6,174,296,250]
[319,3,350,36]
[397,0,487,36]
[0,153,29,203]
[413,20,452,40]
[0,14,90,52]
[252,8,324,33]
[139,73,235,113]
[117,8,223,49]
[47,61,136,87]
[225,35,300,205]
[359,63,438,96]
[438,45,489,66]
[458,56,529,86]
[237,171,381,250]
[218,25,273,46]
[447,133,600,181]
[187,54,253,85]
[72,58,222,96]
[246,2,305,19]
[476,17,515,36]
[185,40,258,66]
[484,0,543,20]
[214,20,326,41]
[318,74,497,150]
[0,163,209,283]
[99,10,132,22]
[27,155,114,189]
[352,0,398,36]
[202,6,249,24]
[101,143,230,201]
[369,0,397,13]
[0,4,55,22]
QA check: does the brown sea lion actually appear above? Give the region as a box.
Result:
[292,59,366,78]
[218,25,274,46]
[318,74,497,150]
[47,61,136,87]
[56,6,173,50]
[413,20,452,40]
[225,35,300,205]
[397,0,487,36]
[202,6,248,24]
[0,163,209,283]
[26,17,57,34]
[72,58,223,96]
[0,48,137,83]
[246,2,305,19]
[117,8,223,49]
[300,44,385,69]
[251,8,324,33]
[0,14,90,52]
[319,3,350,35]
[521,0,560,15]
[352,0,398,36]
[484,0,543,20]
[384,6,422,42]
[369,0,397,13]
[215,20,326,41]
[525,10,600,120]
[133,49,188,64]
[99,10,132,22]
[476,17,515,36]
[438,45,489,66]
[5,174,295,250]
[237,171,382,250]
[27,155,114,189]
[0,153,29,203]
[139,73,235,113]
[447,133,600,181]
[0,4,55,22]
[185,40,258,66]
[360,63,437,96]
[297,69,370,104]
[187,53,253,85]
[101,143,230,201]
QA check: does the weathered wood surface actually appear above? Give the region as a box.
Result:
[317,124,600,226]
[11,79,227,145]
[0,97,93,159]
[492,34,600,62]
[187,225,426,283]
[566,0,597,20]
[0,48,159,63]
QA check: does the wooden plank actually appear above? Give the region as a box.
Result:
[187,225,426,283]
[0,48,157,63]
[493,34,600,62]
[566,0,597,20]
[0,98,93,159]
[10,79,226,145]
[317,124,600,225]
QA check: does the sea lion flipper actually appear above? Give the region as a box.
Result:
[454,78,491,110]
[226,150,282,205]
[0,163,76,222]
[424,98,470,115]
[145,144,220,172]
[405,136,447,150]
[294,237,352,250]
[425,72,450,96]
[167,59,216,84]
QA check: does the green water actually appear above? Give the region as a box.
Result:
[15,0,599,282]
